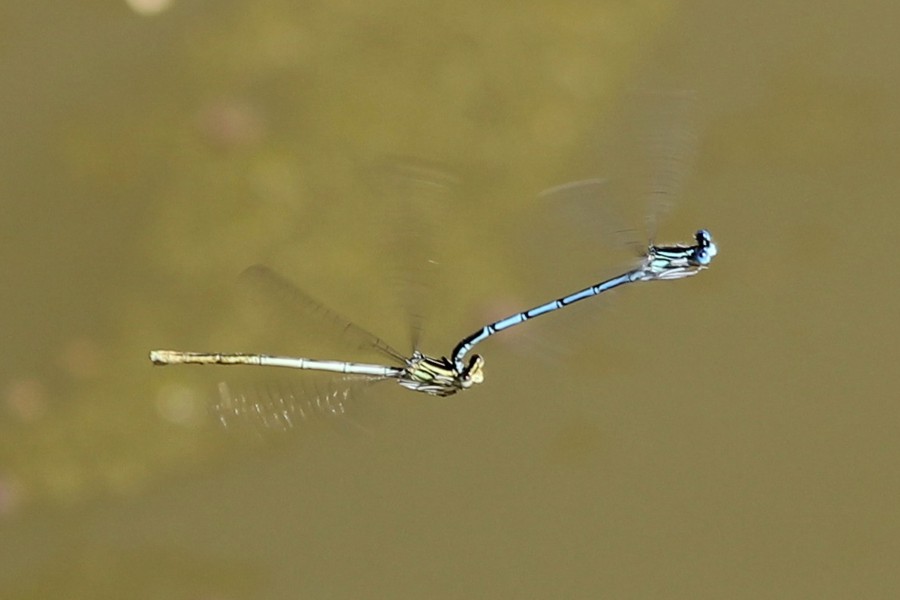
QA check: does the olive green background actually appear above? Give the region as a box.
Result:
[1,0,897,597]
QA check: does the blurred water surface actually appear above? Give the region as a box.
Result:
[1,0,899,598]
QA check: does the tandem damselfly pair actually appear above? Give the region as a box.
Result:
[149,229,717,396]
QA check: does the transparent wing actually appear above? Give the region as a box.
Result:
[624,89,698,241]
[531,91,699,282]
[364,158,460,353]
[545,89,699,245]
[537,177,643,259]
[213,372,386,435]
[238,265,407,365]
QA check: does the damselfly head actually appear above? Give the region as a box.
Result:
[694,229,717,266]
[462,355,485,386]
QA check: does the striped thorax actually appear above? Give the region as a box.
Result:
[399,351,485,396]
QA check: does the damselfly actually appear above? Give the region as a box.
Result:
[450,229,716,367]
[150,265,485,398]
[149,230,716,396]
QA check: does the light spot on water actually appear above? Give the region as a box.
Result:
[155,383,204,427]
[124,0,174,16]
[4,378,47,422]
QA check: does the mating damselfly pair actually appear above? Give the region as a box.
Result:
[151,89,716,398]
[149,228,716,396]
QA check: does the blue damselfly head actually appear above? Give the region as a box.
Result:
[694,229,717,266]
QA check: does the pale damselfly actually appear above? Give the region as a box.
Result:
[150,265,485,398]
[149,230,716,396]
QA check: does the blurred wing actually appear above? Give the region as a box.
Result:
[551,89,699,244]
[238,265,407,365]
[214,373,386,435]
[365,158,460,353]
[625,89,698,241]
